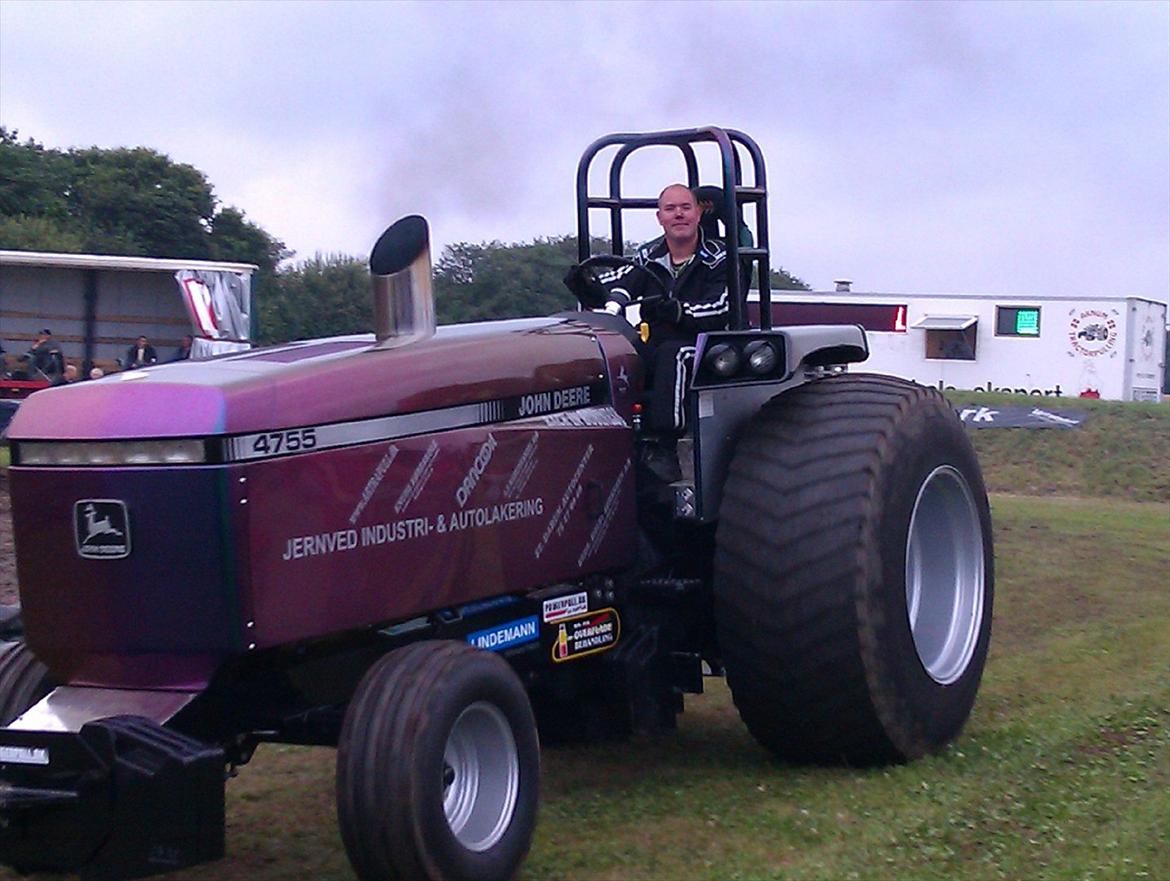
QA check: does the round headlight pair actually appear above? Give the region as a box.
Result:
[703,339,780,380]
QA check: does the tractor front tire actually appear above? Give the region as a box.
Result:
[336,640,540,881]
[0,640,53,726]
[714,374,993,765]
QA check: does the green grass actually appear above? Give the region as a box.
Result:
[4,393,1167,881]
[124,495,1165,881]
[944,392,1169,502]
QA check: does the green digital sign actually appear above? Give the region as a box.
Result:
[997,306,1042,337]
[1015,308,1040,335]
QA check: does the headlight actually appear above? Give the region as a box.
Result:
[17,439,207,466]
[744,340,779,375]
[704,343,742,377]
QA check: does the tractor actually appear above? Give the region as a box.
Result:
[0,126,993,881]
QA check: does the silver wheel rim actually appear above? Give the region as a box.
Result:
[905,465,986,685]
[442,700,519,852]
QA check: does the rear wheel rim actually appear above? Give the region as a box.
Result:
[904,465,986,685]
[442,700,519,852]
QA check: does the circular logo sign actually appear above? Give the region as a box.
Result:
[1068,309,1118,357]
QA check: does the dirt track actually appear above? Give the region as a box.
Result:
[1,476,17,605]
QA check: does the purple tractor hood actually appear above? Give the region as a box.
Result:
[7,315,643,691]
[8,317,626,440]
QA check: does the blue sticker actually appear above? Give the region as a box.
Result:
[466,616,539,652]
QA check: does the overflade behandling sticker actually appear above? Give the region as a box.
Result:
[550,608,620,663]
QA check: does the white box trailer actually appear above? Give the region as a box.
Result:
[752,289,1167,402]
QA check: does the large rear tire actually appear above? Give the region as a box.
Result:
[714,374,993,764]
[336,641,540,881]
[0,640,53,726]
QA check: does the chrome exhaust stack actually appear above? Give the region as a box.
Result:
[369,214,436,349]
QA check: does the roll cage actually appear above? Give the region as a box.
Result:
[575,126,774,332]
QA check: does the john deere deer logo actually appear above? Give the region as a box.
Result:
[73,500,131,559]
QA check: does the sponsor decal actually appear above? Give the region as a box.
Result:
[1068,308,1119,358]
[542,591,588,623]
[395,440,439,514]
[467,616,539,652]
[957,406,1086,429]
[534,444,593,559]
[0,745,49,766]
[456,434,498,508]
[543,406,628,428]
[504,432,540,499]
[551,608,620,663]
[349,444,399,524]
[74,500,131,559]
[578,458,631,567]
[280,498,544,563]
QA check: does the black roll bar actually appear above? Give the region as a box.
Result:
[575,126,771,331]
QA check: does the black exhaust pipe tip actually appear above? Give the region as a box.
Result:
[370,215,429,276]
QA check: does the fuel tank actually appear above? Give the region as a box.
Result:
[7,316,643,688]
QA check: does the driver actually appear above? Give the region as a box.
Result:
[595,184,729,435]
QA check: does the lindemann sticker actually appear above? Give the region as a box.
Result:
[73,499,131,559]
[542,591,588,623]
[467,616,539,653]
[551,608,620,663]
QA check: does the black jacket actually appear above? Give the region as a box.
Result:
[125,344,158,369]
[600,230,730,340]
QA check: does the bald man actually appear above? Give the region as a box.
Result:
[600,184,730,433]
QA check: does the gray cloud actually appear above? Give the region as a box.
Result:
[1,0,1166,300]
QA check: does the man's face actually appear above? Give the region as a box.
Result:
[656,186,700,247]
[137,337,147,347]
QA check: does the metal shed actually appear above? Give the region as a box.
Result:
[1,250,257,376]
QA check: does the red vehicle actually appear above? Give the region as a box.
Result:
[0,128,993,881]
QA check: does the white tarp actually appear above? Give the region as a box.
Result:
[174,269,252,343]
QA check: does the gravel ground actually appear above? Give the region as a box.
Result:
[1,475,17,605]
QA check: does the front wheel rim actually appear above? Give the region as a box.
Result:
[905,465,986,685]
[442,700,520,852]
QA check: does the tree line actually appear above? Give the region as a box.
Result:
[0,130,809,344]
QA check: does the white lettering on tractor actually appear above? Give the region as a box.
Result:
[518,385,592,418]
[534,444,593,559]
[504,432,539,499]
[456,434,498,508]
[282,529,360,561]
[395,440,439,514]
[349,444,400,524]
[578,458,631,567]
[518,392,552,417]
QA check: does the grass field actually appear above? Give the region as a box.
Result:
[83,494,1161,881]
[944,392,1169,502]
[2,394,1167,881]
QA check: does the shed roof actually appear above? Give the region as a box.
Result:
[0,250,258,275]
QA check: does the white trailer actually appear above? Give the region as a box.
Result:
[752,288,1167,402]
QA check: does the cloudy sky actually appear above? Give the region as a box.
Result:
[2,0,1167,300]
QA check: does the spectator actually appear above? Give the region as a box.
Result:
[57,364,80,385]
[22,329,64,382]
[172,334,193,361]
[89,367,105,380]
[124,335,158,369]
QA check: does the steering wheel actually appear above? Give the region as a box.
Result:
[574,255,669,308]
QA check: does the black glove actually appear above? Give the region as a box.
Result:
[641,297,683,324]
[562,264,608,309]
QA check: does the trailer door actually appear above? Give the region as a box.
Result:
[1124,299,1167,402]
